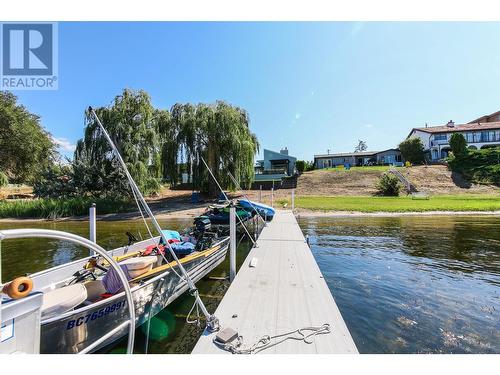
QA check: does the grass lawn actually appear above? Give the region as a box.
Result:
[294,195,500,212]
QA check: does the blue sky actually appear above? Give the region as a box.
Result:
[12,22,500,160]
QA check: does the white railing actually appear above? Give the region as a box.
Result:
[0,228,136,354]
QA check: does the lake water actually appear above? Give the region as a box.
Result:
[299,215,500,353]
[1,215,499,353]
[0,218,254,354]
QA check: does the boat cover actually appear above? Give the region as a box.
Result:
[238,199,275,219]
[170,241,196,255]
[161,230,181,242]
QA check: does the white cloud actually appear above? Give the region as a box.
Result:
[52,136,76,152]
[295,113,301,120]
[364,124,374,128]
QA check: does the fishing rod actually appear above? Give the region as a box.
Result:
[227,171,267,227]
[200,156,257,247]
[89,107,220,332]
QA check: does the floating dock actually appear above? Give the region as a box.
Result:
[192,210,358,354]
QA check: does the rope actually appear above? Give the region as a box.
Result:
[186,295,202,327]
[129,181,188,281]
[130,186,154,240]
[213,323,331,354]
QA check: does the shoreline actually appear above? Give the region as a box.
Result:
[1,207,499,222]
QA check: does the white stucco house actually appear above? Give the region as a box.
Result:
[407,110,500,161]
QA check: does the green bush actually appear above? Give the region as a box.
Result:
[376,173,402,196]
[398,138,425,164]
[448,147,500,186]
[0,171,8,187]
[296,160,306,173]
[305,161,315,171]
[449,133,467,157]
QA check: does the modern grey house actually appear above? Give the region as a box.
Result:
[314,149,402,169]
[255,147,297,176]
[254,147,298,186]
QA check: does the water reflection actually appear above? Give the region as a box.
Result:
[300,215,500,354]
[0,218,253,354]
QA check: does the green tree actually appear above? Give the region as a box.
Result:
[74,89,161,197]
[376,173,402,196]
[398,137,425,164]
[449,133,467,157]
[160,101,259,197]
[0,91,56,183]
[33,164,76,198]
[296,160,306,173]
[37,90,260,199]
[0,171,8,187]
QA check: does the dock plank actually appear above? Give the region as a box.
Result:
[192,210,358,354]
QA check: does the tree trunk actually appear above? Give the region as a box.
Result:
[207,138,218,198]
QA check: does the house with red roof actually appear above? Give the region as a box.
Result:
[407,110,500,160]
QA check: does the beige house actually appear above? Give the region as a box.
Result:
[407,110,500,160]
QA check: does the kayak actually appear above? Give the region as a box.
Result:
[238,199,275,221]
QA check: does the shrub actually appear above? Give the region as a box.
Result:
[296,160,306,173]
[305,161,315,171]
[0,171,8,187]
[448,147,500,186]
[449,133,467,157]
[376,173,402,196]
[398,138,425,164]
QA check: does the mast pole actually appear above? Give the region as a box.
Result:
[89,107,218,331]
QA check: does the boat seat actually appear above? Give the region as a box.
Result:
[41,284,88,319]
[119,256,157,279]
[83,280,107,302]
[102,256,158,294]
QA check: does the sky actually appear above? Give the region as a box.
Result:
[11,22,500,160]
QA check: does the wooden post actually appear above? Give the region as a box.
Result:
[229,206,236,282]
[271,187,274,208]
[89,203,96,256]
[291,189,295,211]
[259,185,262,202]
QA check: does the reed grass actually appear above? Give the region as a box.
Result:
[0,197,133,219]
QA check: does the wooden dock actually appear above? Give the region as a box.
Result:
[192,210,358,354]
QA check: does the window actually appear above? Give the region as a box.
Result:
[465,132,473,143]
[473,132,481,142]
[434,134,447,141]
[481,132,490,142]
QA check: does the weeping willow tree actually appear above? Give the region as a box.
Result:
[74,89,161,197]
[68,89,257,199]
[160,101,259,197]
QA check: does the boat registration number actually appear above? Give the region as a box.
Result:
[66,300,127,330]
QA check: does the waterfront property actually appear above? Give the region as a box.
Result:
[255,147,297,177]
[253,147,298,189]
[314,148,402,169]
[407,110,500,161]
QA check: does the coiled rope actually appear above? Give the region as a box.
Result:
[213,323,331,354]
